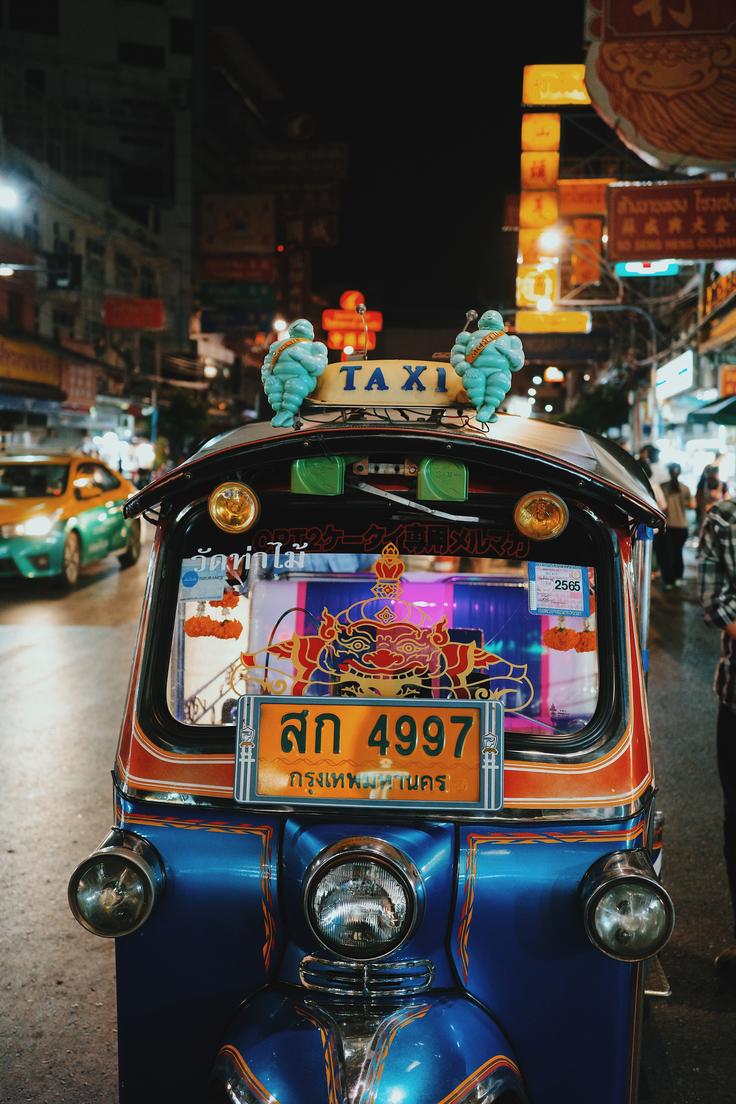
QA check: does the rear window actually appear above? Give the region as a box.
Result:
[166,511,602,742]
[0,462,69,498]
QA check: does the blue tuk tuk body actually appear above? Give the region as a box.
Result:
[69,400,669,1104]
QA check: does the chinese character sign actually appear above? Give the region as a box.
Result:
[521,113,561,151]
[519,191,559,229]
[520,152,560,191]
[607,180,736,262]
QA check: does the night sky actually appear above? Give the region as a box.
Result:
[214,5,587,326]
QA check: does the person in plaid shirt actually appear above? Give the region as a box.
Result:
[698,497,736,978]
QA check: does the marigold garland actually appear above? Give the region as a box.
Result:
[541,626,579,651]
[184,615,243,639]
[575,630,596,653]
[209,591,240,609]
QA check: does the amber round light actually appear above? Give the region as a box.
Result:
[514,491,569,541]
[208,482,260,533]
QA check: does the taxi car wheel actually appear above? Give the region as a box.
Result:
[118,520,141,569]
[57,530,81,589]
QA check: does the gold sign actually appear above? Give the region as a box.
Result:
[312,360,466,407]
[519,191,559,229]
[705,269,736,319]
[521,113,561,152]
[558,178,614,216]
[570,218,602,286]
[0,336,60,388]
[515,310,592,335]
[720,365,736,398]
[520,152,560,191]
[518,229,544,263]
[516,262,559,309]
[522,64,591,106]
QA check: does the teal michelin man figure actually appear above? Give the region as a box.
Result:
[450,310,525,424]
[261,319,328,428]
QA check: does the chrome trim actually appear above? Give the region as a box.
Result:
[580,848,675,962]
[67,828,165,938]
[299,954,434,998]
[644,954,672,998]
[303,836,424,961]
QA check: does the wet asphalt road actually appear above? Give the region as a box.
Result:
[0,542,735,1103]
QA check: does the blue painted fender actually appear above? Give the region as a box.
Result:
[211,989,527,1104]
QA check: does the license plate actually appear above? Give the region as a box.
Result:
[234,696,504,812]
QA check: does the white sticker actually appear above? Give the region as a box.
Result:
[179,558,227,601]
[527,562,590,618]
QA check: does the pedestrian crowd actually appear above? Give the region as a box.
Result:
[637,444,736,980]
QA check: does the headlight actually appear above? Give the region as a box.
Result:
[581,849,674,962]
[304,838,422,961]
[68,830,164,938]
[5,509,61,538]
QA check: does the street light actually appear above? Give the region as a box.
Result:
[0,181,19,210]
[0,265,14,278]
[538,227,564,254]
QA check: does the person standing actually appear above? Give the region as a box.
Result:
[698,499,736,978]
[660,464,692,589]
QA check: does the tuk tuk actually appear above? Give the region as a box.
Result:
[68,314,672,1104]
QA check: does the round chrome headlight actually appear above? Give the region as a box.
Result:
[304,838,422,961]
[581,849,674,962]
[68,830,164,938]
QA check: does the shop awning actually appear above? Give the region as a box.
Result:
[688,395,736,425]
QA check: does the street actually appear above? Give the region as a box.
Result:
[1,544,735,1103]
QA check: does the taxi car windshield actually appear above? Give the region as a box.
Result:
[0,463,69,498]
[167,550,600,741]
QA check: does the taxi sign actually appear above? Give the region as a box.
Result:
[311,359,467,407]
[235,696,504,812]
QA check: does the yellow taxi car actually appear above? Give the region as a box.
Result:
[0,452,141,587]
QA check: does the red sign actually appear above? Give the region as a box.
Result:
[326,331,377,352]
[585,0,736,171]
[199,255,278,283]
[61,363,97,410]
[607,181,736,262]
[322,309,384,332]
[104,297,165,330]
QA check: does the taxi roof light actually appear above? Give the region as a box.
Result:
[208,482,260,533]
[514,490,569,541]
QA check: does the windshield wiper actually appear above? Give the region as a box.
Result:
[351,480,482,524]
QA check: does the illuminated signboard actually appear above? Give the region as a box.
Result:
[515,310,592,335]
[521,113,561,152]
[520,152,560,191]
[557,179,614,216]
[515,262,559,309]
[522,65,591,106]
[655,350,694,401]
[614,260,680,278]
[519,191,559,229]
